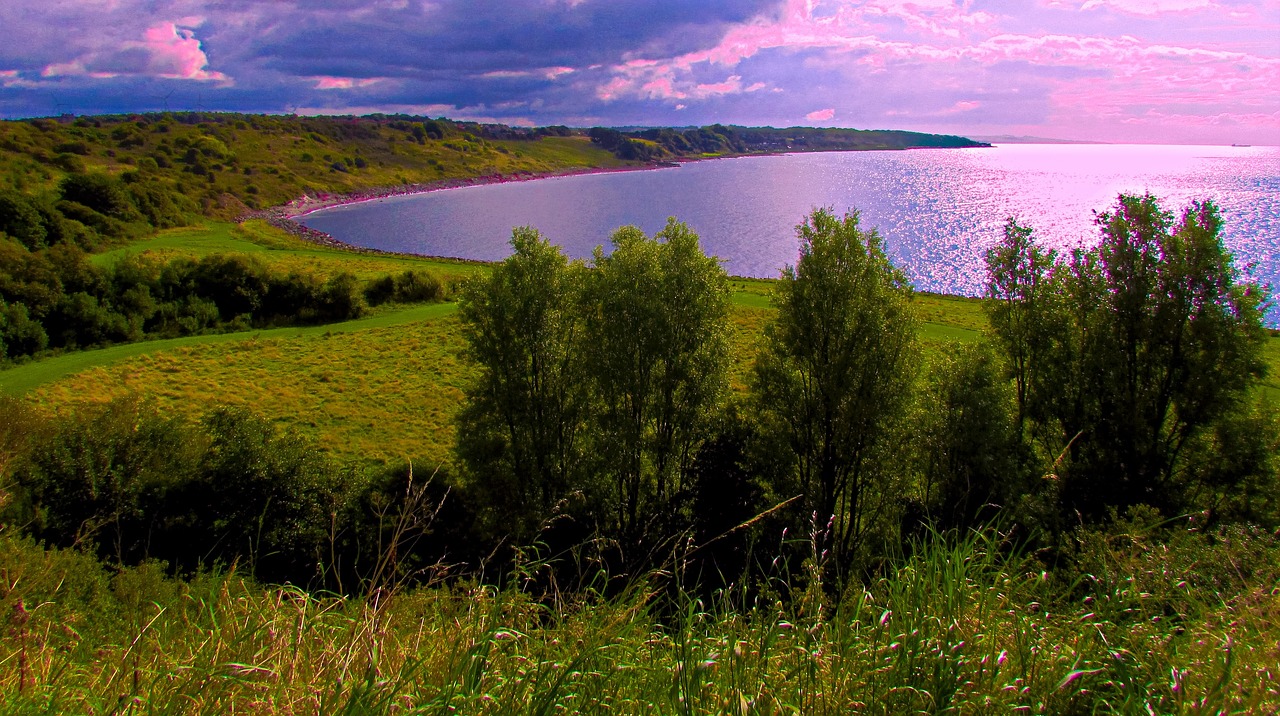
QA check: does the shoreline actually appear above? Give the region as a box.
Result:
[238,161,679,254]
[239,144,989,256]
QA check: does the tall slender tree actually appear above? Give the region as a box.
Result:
[455,227,587,538]
[753,208,918,571]
[581,218,730,543]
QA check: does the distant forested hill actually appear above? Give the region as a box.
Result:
[589,123,988,160]
[1,113,986,226]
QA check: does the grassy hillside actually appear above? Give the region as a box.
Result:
[3,129,1278,712]
[0,113,624,218]
[6,220,1276,466]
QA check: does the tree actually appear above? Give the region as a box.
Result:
[582,218,730,542]
[455,227,587,539]
[914,343,1026,531]
[985,194,1273,522]
[985,218,1062,438]
[0,190,48,250]
[753,208,918,571]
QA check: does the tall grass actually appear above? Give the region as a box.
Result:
[3,524,1275,713]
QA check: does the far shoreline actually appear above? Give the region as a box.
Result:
[238,160,685,255]
[242,143,995,257]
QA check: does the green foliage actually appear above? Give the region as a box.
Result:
[0,237,394,362]
[10,397,197,565]
[58,173,138,221]
[582,219,731,542]
[187,406,346,580]
[0,190,48,249]
[985,194,1276,525]
[2,397,376,585]
[364,268,446,306]
[753,208,918,573]
[457,228,587,540]
[456,221,731,547]
[913,342,1027,531]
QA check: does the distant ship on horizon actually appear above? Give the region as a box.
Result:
[1231,143,1252,147]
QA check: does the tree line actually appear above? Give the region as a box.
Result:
[455,195,1276,581]
[589,124,987,162]
[0,236,445,362]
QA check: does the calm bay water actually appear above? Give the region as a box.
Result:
[301,144,1280,324]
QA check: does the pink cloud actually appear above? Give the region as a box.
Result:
[135,22,228,82]
[807,108,836,121]
[1079,0,1218,15]
[595,0,1274,141]
[41,61,88,78]
[38,20,230,84]
[313,76,383,90]
[941,100,980,114]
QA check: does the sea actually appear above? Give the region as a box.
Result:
[299,144,1280,325]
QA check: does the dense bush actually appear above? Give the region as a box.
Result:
[364,269,445,305]
[0,244,391,361]
[1,398,465,589]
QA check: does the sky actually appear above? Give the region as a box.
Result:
[1,0,1277,144]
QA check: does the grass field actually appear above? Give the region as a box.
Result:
[93,219,492,283]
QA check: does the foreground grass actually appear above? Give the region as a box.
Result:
[2,526,1276,713]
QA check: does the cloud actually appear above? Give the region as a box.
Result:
[313,76,384,90]
[27,18,228,84]
[0,0,1276,144]
[134,22,229,82]
[806,107,835,120]
[1078,0,1219,14]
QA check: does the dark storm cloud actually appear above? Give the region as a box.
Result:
[254,0,782,78]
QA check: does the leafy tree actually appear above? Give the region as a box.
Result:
[0,190,48,250]
[179,407,343,582]
[0,299,48,359]
[985,194,1273,523]
[58,173,138,221]
[581,219,730,542]
[456,227,588,539]
[985,218,1062,438]
[753,208,918,572]
[914,343,1026,531]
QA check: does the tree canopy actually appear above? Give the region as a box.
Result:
[985,194,1271,523]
